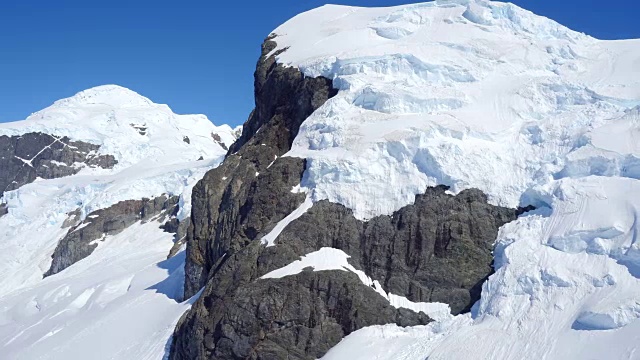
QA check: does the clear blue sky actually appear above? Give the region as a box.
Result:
[1,0,639,126]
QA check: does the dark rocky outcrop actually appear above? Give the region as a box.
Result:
[165,216,192,259]
[262,185,519,315]
[211,133,228,151]
[170,36,525,360]
[61,208,83,228]
[0,132,117,197]
[172,184,518,360]
[227,34,337,156]
[183,156,307,298]
[171,36,352,360]
[183,34,337,299]
[130,123,147,135]
[175,246,429,360]
[0,202,7,218]
[45,194,179,277]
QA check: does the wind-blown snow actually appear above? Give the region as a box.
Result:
[261,195,313,247]
[265,1,640,359]
[0,85,233,359]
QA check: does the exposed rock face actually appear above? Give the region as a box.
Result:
[183,35,337,298]
[183,156,307,297]
[0,132,117,196]
[172,185,518,360]
[266,186,519,315]
[227,34,337,156]
[130,123,147,136]
[165,216,192,259]
[45,195,179,277]
[211,133,227,151]
[170,36,523,360]
[61,208,82,228]
[176,249,429,360]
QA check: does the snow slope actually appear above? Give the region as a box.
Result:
[262,1,640,359]
[0,85,235,359]
[0,221,196,360]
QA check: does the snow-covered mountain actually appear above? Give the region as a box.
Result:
[0,85,238,359]
[2,85,238,169]
[3,1,640,359]
[273,2,640,359]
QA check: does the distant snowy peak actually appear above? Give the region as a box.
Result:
[46,84,154,109]
[1,85,239,168]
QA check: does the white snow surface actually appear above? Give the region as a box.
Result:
[0,85,234,359]
[0,222,197,360]
[261,194,313,247]
[264,1,640,359]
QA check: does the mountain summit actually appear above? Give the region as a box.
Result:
[0,82,241,359]
[49,85,155,109]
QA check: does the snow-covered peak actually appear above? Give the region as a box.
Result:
[48,85,154,109]
[0,86,223,360]
[1,84,239,169]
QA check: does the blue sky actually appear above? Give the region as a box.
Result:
[1,0,639,126]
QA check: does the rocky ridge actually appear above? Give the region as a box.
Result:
[169,36,525,360]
